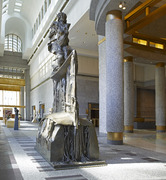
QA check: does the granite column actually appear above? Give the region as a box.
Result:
[25,69,30,121]
[106,10,124,144]
[155,62,166,132]
[20,86,24,120]
[124,56,134,133]
[98,35,107,134]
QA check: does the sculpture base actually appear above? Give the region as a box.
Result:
[51,160,106,170]
[36,117,99,163]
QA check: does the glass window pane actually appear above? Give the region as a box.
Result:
[4,34,22,52]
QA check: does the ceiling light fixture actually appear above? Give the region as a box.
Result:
[119,1,126,10]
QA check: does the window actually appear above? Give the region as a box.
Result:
[36,19,38,31]
[34,24,36,34]
[5,34,22,52]
[0,90,20,117]
[44,0,47,14]
[41,6,44,20]
[2,0,8,14]
[150,42,164,49]
[133,38,147,46]
[38,13,41,25]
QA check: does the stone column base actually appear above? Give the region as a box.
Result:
[124,125,133,133]
[156,126,166,133]
[107,132,123,145]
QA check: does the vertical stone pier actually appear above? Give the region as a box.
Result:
[124,56,134,133]
[105,10,124,145]
[98,35,106,134]
[25,69,30,121]
[155,62,166,132]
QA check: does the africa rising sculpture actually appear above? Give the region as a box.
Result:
[36,12,99,167]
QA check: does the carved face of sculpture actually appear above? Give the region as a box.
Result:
[57,12,67,23]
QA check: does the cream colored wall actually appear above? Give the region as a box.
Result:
[134,64,155,83]
[30,39,53,115]
[144,65,155,81]
[30,79,53,117]
[134,64,144,82]
[78,55,98,76]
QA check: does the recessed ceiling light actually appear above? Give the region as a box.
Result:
[119,1,126,10]
[14,8,21,12]
[119,3,123,8]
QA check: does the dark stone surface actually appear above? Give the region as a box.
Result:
[14,108,19,130]
[134,121,155,129]
[36,118,99,163]
[107,140,123,145]
[36,12,99,165]
[48,12,72,72]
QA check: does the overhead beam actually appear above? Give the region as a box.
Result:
[0,85,21,91]
[124,0,162,21]
[132,33,166,44]
[125,4,166,34]
[124,40,166,55]
[0,77,25,86]
[0,105,25,108]
[0,71,24,77]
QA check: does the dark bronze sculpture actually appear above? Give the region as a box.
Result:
[48,12,72,72]
[14,107,19,130]
[36,12,100,167]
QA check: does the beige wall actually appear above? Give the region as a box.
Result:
[137,88,155,121]
[135,64,144,82]
[78,55,98,76]
[134,64,155,82]
[144,65,155,81]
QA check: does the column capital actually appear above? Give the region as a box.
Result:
[106,10,122,21]
[124,56,133,62]
[156,62,165,67]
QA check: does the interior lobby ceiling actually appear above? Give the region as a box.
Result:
[1,0,166,65]
[124,0,166,65]
[68,11,98,57]
[138,14,166,39]
[69,0,166,65]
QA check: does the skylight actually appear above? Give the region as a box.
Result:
[2,1,8,15]
[15,2,22,7]
[14,8,21,12]
[14,0,22,13]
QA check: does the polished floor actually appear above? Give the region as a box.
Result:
[1,120,166,180]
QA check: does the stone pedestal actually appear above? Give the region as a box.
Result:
[155,63,166,132]
[36,117,99,163]
[105,10,124,145]
[124,56,134,133]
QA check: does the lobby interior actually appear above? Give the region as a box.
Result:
[1,0,166,179]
